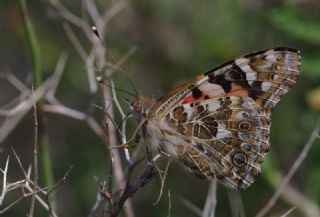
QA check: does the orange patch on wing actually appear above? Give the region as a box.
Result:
[226,84,249,97]
[183,94,210,104]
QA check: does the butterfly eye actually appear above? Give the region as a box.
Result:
[233,153,247,167]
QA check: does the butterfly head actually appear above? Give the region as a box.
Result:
[125,96,156,116]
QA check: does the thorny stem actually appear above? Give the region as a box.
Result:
[29,86,38,217]
[19,0,55,212]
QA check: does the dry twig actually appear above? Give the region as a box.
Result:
[256,120,320,217]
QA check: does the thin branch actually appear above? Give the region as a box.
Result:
[49,0,84,27]
[281,207,296,217]
[112,163,156,217]
[227,189,245,217]
[63,24,88,61]
[202,180,217,217]
[3,68,29,93]
[153,158,171,205]
[47,165,73,195]
[167,190,172,217]
[0,55,68,142]
[110,80,131,161]
[256,120,320,217]
[99,0,127,33]
[29,85,38,217]
[85,0,101,24]
[0,157,9,205]
[180,197,202,217]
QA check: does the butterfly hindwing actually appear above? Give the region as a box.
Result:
[157,96,270,189]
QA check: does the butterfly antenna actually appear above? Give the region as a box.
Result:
[96,77,137,97]
[92,26,139,97]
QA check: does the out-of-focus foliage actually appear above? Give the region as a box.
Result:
[269,7,320,77]
[0,0,320,217]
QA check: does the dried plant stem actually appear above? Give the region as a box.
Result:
[281,207,296,217]
[28,86,38,217]
[256,120,320,217]
[180,197,202,217]
[0,157,10,206]
[202,180,217,217]
[227,189,245,217]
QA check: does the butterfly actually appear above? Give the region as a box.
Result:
[128,47,301,190]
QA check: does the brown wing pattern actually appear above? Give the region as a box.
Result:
[203,47,301,110]
[158,96,270,189]
[152,47,300,117]
[148,47,301,190]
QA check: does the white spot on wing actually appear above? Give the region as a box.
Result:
[261,82,272,91]
[207,102,220,111]
[235,58,248,65]
[198,82,226,97]
[216,128,232,139]
[235,58,257,85]
[265,55,277,62]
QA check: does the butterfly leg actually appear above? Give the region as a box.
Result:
[121,133,141,149]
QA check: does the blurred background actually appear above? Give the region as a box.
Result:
[0,0,320,216]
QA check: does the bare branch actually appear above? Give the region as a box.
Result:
[85,0,101,24]
[202,180,217,217]
[29,85,38,217]
[153,159,171,205]
[0,157,9,205]
[281,207,296,217]
[180,197,202,217]
[49,0,84,27]
[227,189,245,217]
[0,55,68,142]
[167,190,172,217]
[256,120,320,217]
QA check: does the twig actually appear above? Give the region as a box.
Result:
[167,190,172,217]
[3,68,29,93]
[281,207,296,217]
[110,80,131,161]
[49,0,84,27]
[0,157,9,205]
[29,85,38,217]
[63,24,88,62]
[202,180,217,217]
[0,55,68,142]
[227,189,245,217]
[47,165,73,195]
[256,120,320,217]
[111,163,156,217]
[94,23,134,216]
[153,158,171,205]
[85,0,100,24]
[180,197,202,217]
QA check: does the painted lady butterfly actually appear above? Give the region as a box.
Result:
[128,47,301,190]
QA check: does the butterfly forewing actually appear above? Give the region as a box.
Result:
[146,47,301,190]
